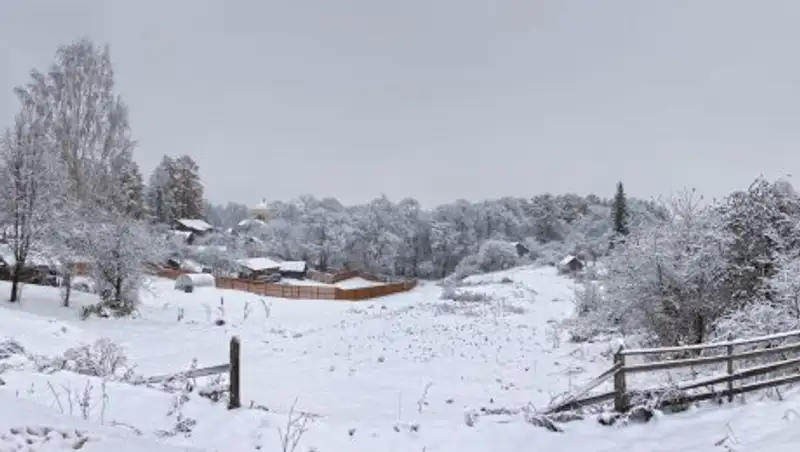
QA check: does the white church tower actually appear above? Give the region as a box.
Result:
[250,198,270,221]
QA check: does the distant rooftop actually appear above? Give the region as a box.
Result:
[175,218,214,232]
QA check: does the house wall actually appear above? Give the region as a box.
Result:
[279,270,307,280]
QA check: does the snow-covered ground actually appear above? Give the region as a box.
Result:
[0,265,798,451]
[279,276,386,289]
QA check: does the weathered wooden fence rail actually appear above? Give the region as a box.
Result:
[547,330,800,414]
[144,336,242,410]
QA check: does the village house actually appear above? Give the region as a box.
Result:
[172,219,214,244]
[237,257,282,282]
[279,261,308,280]
[63,256,92,276]
[0,244,58,286]
[557,255,585,274]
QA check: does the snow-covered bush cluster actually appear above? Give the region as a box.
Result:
[450,240,521,281]
[573,179,800,347]
[39,338,135,380]
[440,287,494,303]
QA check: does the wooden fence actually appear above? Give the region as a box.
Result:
[215,276,417,301]
[547,330,800,414]
[306,269,338,284]
[144,336,241,410]
[152,266,417,301]
[154,267,192,280]
[216,276,337,299]
[306,269,387,284]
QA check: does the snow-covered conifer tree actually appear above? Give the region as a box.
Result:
[172,155,204,219]
[146,155,177,224]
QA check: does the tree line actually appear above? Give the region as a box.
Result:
[191,184,661,281]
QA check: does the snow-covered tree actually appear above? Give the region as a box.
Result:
[13,38,142,309]
[22,39,136,212]
[109,149,145,218]
[81,217,165,317]
[146,156,177,223]
[714,256,800,341]
[452,239,521,280]
[611,181,630,238]
[172,155,203,219]
[717,176,800,308]
[592,191,731,346]
[0,86,64,302]
[204,200,249,229]
[531,194,565,243]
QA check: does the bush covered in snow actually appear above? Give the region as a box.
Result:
[81,220,166,317]
[440,287,494,303]
[450,240,521,281]
[39,338,135,380]
[0,339,25,361]
[571,180,800,348]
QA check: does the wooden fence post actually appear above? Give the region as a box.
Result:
[228,336,241,409]
[726,335,734,403]
[613,346,627,412]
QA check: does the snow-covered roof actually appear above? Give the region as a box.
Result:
[558,255,581,267]
[236,218,267,228]
[279,261,307,272]
[190,245,228,253]
[180,259,205,273]
[174,219,214,232]
[237,257,281,271]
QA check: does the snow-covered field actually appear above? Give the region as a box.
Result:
[0,265,799,451]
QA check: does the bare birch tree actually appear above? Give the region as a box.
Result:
[37,38,136,210]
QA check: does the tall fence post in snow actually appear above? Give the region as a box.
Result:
[613,346,627,413]
[726,335,734,403]
[228,336,241,409]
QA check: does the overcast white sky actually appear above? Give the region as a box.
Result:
[2,1,800,207]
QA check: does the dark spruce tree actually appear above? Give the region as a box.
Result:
[610,181,629,249]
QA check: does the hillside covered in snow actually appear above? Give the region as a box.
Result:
[0,265,798,451]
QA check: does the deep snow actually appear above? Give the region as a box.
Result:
[0,265,798,451]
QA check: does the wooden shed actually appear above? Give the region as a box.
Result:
[557,255,585,274]
[237,257,281,280]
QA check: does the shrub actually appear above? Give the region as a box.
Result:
[39,338,135,380]
[440,287,493,303]
[452,240,521,280]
